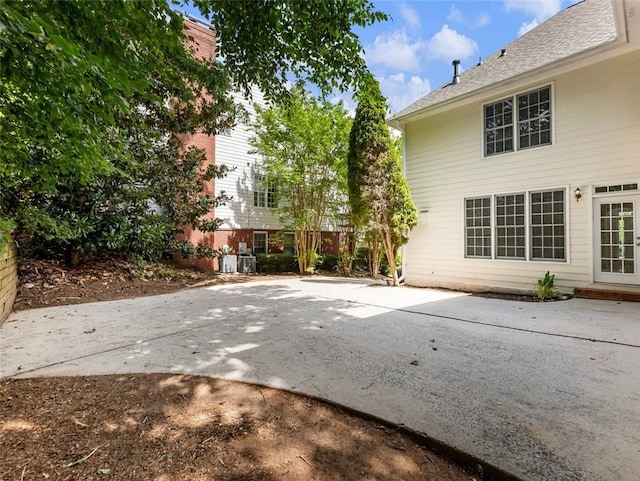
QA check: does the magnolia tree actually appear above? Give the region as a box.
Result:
[251,87,351,273]
[348,79,418,286]
[1,1,238,265]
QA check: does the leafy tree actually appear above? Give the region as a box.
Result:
[251,86,351,273]
[1,0,386,265]
[348,79,418,286]
[1,0,238,265]
[347,77,381,277]
[191,0,387,99]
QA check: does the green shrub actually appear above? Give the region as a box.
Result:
[354,247,371,271]
[0,217,16,255]
[381,251,402,276]
[256,253,298,273]
[536,271,559,300]
[317,253,339,271]
[353,247,400,275]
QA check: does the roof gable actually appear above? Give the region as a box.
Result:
[392,0,617,120]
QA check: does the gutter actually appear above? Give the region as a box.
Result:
[391,119,408,286]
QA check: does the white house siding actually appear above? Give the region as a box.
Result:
[214,88,343,233]
[214,87,281,231]
[404,50,640,293]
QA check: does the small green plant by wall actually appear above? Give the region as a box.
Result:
[536,271,559,300]
[0,218,16,255]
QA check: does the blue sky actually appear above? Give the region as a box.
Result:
[351,0,581,114]
[182,0,581,114]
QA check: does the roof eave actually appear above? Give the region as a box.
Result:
[389,34,628,127]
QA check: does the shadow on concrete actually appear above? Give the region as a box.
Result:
[3,279,639,481]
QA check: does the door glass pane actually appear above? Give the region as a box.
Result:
[599,201,635,274]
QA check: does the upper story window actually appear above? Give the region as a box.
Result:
[219,113,232,136]
[253,173,277,208]
[484,85,552,157]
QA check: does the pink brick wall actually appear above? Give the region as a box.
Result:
[177,19,217,271]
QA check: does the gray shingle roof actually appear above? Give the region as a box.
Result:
[392,0,617,120]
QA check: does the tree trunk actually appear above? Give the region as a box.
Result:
[295,229,320,274]
[368,230,382,279]
[339,230,355,275]
[66,243,81,268]
[381,228,398,286]
[296,231,306,273]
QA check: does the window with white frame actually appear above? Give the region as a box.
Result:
[465,188,566,261]
[219,113,232,136]
[267,180,277,208]
[253,173,277,208]
[253,232,267,255]
[484,85,552,156]
[253,174,267,208]
[530,190,565,261]
[484,98,514,156]
[495,193,526,259]
[465,197,492,258]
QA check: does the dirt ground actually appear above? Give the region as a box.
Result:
[0,374,478,481]
[12,256,290,312]
[3,258,482,480]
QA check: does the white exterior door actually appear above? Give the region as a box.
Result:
[594,195,640,285]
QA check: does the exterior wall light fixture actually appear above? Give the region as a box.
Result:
[574,187,582,201]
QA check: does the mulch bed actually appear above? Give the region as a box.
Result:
[1,374,474,481]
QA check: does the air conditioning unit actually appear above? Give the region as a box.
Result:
[219,255,237,273]
[238,256,256,273]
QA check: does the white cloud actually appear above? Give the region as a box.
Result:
[426,25,478,63]
[379,73,431,115]
[365,31,424,72]
[447,6,464,23]
[473,13,491,28]
[518,19,539,36]
[504,0,562,21]
[399,3,421,30]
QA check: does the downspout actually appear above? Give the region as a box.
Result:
[393,119,407,285]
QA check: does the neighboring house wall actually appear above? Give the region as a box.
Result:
[404,50,640,293]
[213,86,281,250]
[212,86,340,256]
[178,18,218,271]
[178,19,339,269]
